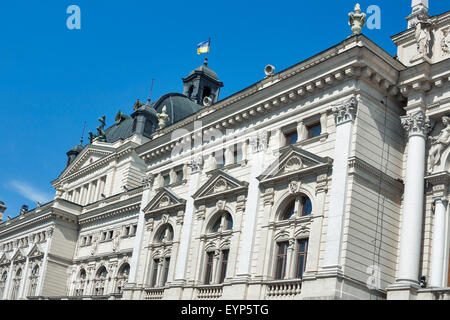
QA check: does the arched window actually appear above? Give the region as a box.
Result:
[149,224,174,288]
[74,268,87,296]
[0,271,7,298]
[279,195,312,220]
[202,86,212,101]
[93,266,108,296]
[115,263,130,294]
[28,265,40,297]
[271,195,312,283]
[203,211,234,285]
[156,224,174,243]
[11,268,22,300]
[187,85,194,98]
[210,212,233,233]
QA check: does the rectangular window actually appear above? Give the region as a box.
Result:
[215,151,225,169]
[88,236,92,245]
[285,131,298,146]
[219,250,229,284]
[108,230,114,240]
[131,225,137,236]
[204,252,215,285]
[296,239,309,279]
[176,170,184,182]
[275,241,289,280]
[125,226,130,236]
[163,174,170,186]
[82,237,87,246]
[151,259,159,287]
[233,145,243,164]
[307,123,321,139]
[162,258,170,286]
[102,232,107,241]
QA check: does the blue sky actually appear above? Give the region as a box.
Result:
[0,0,448,218]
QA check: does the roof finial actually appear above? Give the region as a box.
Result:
[203,57,208,66]
[348,3,366,35]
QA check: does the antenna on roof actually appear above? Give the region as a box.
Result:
[148,78,155,103]
[80,121,87,146]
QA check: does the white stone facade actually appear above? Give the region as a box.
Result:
[0,2,449,300]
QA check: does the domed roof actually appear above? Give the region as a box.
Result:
[188,64,219,81]
[67,144,84,155]
[153,93,202,126]
[0,201,5,206]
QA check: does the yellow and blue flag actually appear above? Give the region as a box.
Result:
[197,40,210,55]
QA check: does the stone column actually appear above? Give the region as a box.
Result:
[36,227,55,297]
[17,256,30,299]
[297,121,308,142]
[322,97,357,269]
[429,196,448,288]
[124,173,154,299]
[235,132,268,282]
[396,111,430,286]
[173,157,203,285]
[3,261,14,300]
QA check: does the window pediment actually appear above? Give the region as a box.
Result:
[258,146,332,184]
[11,249,26,262]
[193,170,248,202]
[27,244,44,258]
[0,253,10,266]
[144,188,186,214]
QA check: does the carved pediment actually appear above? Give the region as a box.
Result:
[0,253,10,266]
[56,145,115,181]
[193,170,248,201]
[258,146,332,183]
[11,249,26,262]
[144,188,186,214]
[27,244,44,258]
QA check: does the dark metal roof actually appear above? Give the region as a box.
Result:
[104,117,134,143]
[153,93,202,126]
[188,64,219,81]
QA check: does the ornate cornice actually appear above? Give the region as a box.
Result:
[401,110,431,138]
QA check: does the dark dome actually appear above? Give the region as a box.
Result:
[0,201,5,206]
[188,64,219,81]
[67,144,84,155]
[153,93,202,126]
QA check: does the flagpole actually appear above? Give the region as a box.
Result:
[204,37,211,66]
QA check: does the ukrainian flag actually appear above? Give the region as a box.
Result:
[197,40,210,55]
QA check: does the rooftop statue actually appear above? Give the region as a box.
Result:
[96,116,107,142]
[348,3,366,35]
[415,20,431,58]
[157,106,170,130]
[428,116,450,173]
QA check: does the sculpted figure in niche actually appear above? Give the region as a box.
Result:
[112,231,121,252]
[428,116,450,172]
[90,236,99,256]
[415,20,431,57]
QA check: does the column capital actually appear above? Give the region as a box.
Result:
[332,97,358,126]
[249,131,269,153]
[401,111,431,138]
[188,155,204,173]
[142,173,155,191]
[432,196,448,206]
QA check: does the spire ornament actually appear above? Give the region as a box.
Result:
[348,4,366,35]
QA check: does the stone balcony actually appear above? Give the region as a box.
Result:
[144,287,165,300]
[195,284,224,300]
[265,279,302,299]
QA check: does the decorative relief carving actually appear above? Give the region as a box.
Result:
[250,131,269,153]
[188,156,204,173]
[332,97,358,125]
[401,111,431,138]
[285,156,303,173]
[112,230,121,252]
[90,236,99,256]
[196,205,206,220]
[289,181,301,195]
[158,196,171,208]
[213,179,228,193]
[216,200,226,212]
[413,20,432,59]
[146,218,154,232]
[143,173,155,190]
[316,173,328,194]
[428,116,450,173]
